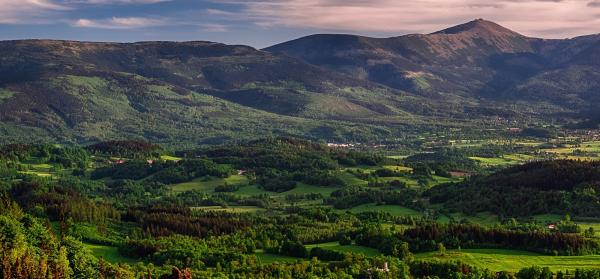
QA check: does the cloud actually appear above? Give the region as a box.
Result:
[588,0,600,7]
[0,0,70,24]
[199,23,228,32]
[64,0,172,4]
[218,0,600,38]
[73,16,167,28]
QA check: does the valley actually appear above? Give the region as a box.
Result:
[3,137,600,277]
[2,16,600,278]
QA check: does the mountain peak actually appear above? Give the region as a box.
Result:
[432,19,523,37]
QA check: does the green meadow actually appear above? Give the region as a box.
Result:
[83,243,139,264]
[343,203,422,217]
[416,249,600,272]
[170,175,249,192]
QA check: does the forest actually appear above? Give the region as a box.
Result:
[2,139,600,278]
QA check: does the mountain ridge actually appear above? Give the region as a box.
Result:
[1,19,600,145]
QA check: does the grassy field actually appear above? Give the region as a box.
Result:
[83,243,139,264]
[170,175,248,192]
[386,155,408,159]
[344,203,422,217]
[254,250,299,264]
[383,165,413,172]
[469,156,519,167]
[305,242,381,257]
[236,183,340,199]
[160,155,182,162]
[344,166,380,174]
[416,249,600,272]
[337,172,369,186]
[17,162,55,177]
[377,176,419,187]
[430,175,460,185]
[18,170,52,177]
[282,183,340,196]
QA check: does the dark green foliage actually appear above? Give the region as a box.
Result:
[520,128,557,139]
[427,160,600,217]
[327,186,421,209]
[405,149,480,173]
[403,223,600,255]
[309,247,345,261]
[258,175,297,192]
[123,205,250,237]
[515,266,552,279]
[214,184,240,193]
[87,140,161,158]
[91,158,234,184]
[280,240,308,258]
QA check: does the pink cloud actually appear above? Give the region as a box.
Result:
[73,16,167,29]
[0,0,70,24]
[225,0,600,38]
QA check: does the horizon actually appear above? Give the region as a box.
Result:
[3,18,599,48]
[1,0,599,48]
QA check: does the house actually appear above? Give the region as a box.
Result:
[147,160,154,165]
[366,262,390,277]
[115,159,125,164]
[548,224,557,230]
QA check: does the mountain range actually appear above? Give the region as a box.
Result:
[1,19,599,146]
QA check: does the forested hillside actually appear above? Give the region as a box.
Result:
[427,160,600,217]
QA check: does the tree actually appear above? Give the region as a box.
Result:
[437,243,446,256]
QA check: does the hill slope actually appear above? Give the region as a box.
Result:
[0,40,434,146]
[2,20,600,145]
[426,160,600,217]
[266,19,600,116]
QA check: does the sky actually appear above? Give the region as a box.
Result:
[0,0,599,48]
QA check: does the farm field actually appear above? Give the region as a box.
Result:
[16,161,56,177]
[170,174,248,192]
[83,243,140,264]
[342,203,422,217]
[235,183,340,198]
[415,249,600,272]
[160,155,182,161]
[255,250,299,264]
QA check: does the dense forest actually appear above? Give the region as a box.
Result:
[427,160,600,217]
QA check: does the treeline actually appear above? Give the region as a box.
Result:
[10,181,120,226]
[86,140,161,158]
[182,138,391,192]
[401,223,600,255]
[187,138,389,170]
[404,149,480,174]
[326,186,423,210]
[123,205,251,237]
[427,160,600,217]
[91,158,234,184]
[0,143,90,168]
